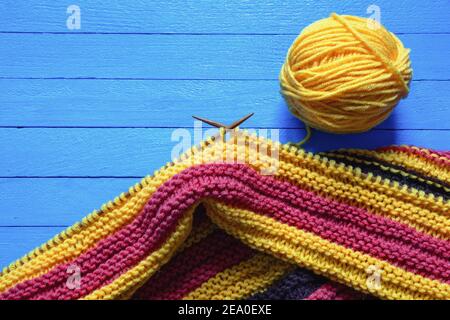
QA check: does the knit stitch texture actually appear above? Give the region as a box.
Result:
[0,130,448,300]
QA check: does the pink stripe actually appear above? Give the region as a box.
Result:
[306,283,366,300]
[2,164,448,299]
[133,230,254,300]
[434,150,450,159]
[377,146,450,167]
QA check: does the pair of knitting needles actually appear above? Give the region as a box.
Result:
[192,112,310,147]
[191,113,254,150]
[192,113,254,130]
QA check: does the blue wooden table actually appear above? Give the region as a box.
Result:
[0,1,449,268]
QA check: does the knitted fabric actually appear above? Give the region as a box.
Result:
[0,130,448,300]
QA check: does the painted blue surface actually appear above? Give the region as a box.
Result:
[0,1,449,268]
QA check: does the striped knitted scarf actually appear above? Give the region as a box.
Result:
[0,131,448,300]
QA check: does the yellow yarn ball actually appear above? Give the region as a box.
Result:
[280,13,412,134]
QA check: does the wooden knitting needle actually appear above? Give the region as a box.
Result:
[192,116,227,128]
[227,113,254,129]
[192,113,254,129]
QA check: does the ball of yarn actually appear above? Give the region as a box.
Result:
[280,13,412,134]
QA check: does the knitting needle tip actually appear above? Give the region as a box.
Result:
[192,113,254,129]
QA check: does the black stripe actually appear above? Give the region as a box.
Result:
[322,151,449,200]
[247,268,326,300]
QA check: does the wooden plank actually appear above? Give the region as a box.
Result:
[0,34,448,80]
[0,178,139,226]
[0,79,448,129]
[0,226,64,269]
[0,128,448,177]
[0,1,449,34]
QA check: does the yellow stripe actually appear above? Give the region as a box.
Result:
[183,253,293,300]
[409,146,450,165]
[398,146,450,170]
[83,210,194,300]
[321,151,450,193]
[205,201,450,300]
[345,148,450,183]
[176,217,216,253]
[116,216,215,300]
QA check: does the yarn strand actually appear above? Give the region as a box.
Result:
[289,125,312,148]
